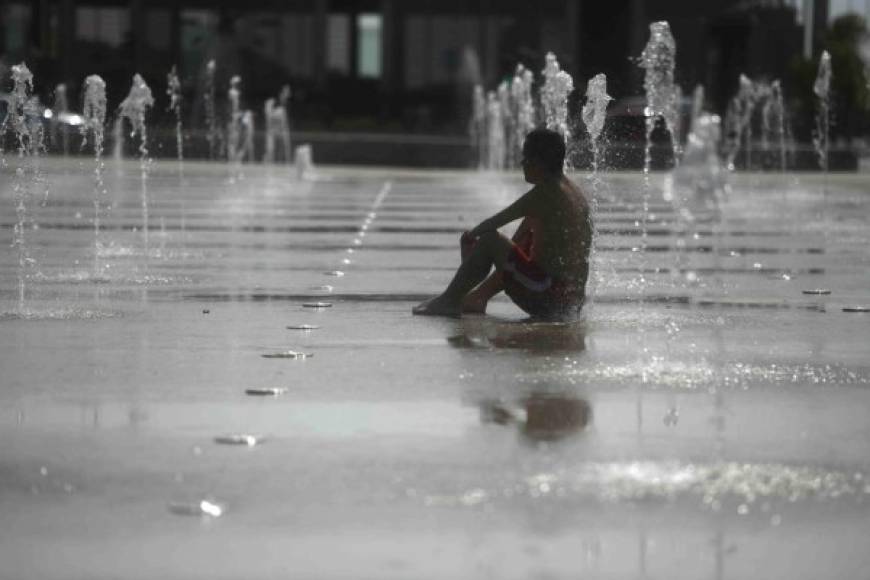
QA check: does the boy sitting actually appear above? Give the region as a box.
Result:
[413,128,593,318]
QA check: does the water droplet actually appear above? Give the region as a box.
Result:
[303,302,332,309]
[770,514,782,526]
[245,387,287,396]
[261,351,312,359]
[39,467,48,476]
[214,434,260,446]
[169,499,224,517]
[737,504,749,515]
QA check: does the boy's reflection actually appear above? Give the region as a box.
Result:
[480,394,591,442]
[447,318,587,353]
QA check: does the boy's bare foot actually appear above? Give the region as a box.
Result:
[461,294,487,314]
[412,296,461,317]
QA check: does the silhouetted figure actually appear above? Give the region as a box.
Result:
[414,128,593,319]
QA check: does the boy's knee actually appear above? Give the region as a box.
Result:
[477,230,501,246]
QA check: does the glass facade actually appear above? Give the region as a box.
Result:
[357,13,382,78]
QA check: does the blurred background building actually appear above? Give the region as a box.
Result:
[5,0,867,166]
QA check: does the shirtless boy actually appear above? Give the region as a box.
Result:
[413,128,593,319]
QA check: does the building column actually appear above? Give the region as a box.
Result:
[382,0,396,92]
[628,0,646,82]
[170,3,181,70]
[812,0,828,56]
[130,0,143,73]
[565,0,579,73]
[313,0,327,90]
[60,0,75,85]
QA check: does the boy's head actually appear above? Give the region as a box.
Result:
[522,128,565,182]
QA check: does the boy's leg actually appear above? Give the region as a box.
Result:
[414,231,513,316]
[461,271,503,313]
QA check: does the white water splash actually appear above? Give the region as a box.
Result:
[81,75,108,277]
[118,73,155,255]
[541,52,574,144]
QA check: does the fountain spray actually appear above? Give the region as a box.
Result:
[582,73,613,176]
[511,65,535,166]
[581,73,612,306]
[724,75,756,171]
[636,22,679,414]
[241,110,255,162]
[638,21,679,292]
[498,81,514,168]
[470,85,486,169]
[485,90,505,170]
[264,98,277,164]
[265,89,292,164]
[540,52,574,147]
[204,60,218,159]
[639,21,680,173]
[813,51,832,175]
[769,81,788,173]
[167,66,184,163]
[279,85,292,163]
[4,64,37,312]
[118,73,155,256]
[167,66,186,247]
[81,75,107,277]
[53,84,70,155]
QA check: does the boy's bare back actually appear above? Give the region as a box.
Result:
[530,176,592,295]
[514,176,593,299]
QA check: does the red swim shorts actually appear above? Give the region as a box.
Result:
[502,244,575,318]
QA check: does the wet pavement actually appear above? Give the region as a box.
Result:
[1,159,870,579]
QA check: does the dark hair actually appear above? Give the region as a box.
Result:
[523,128,566,174]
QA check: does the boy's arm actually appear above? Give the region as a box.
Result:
[468,189,536,237]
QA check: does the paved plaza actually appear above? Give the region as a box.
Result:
[2,159,870,578]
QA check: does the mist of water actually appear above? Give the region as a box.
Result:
[241,110,255,162]
[485,90,505,170]
[227,75,243,164]
[265,85,293,164]
[724,75,755,171]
